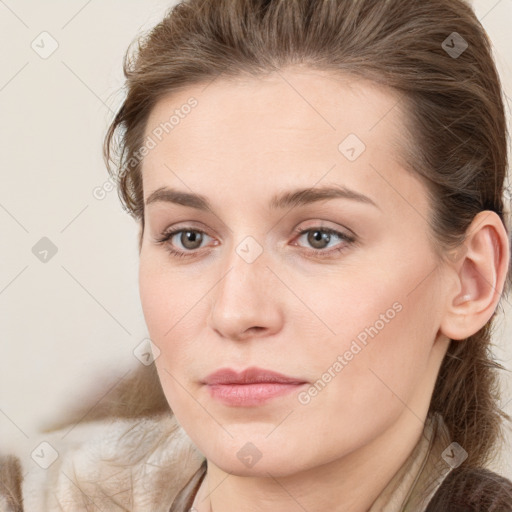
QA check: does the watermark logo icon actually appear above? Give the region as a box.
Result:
[31,31,59,59]
[31,441,59,469]
[236,236,263,264]
[338,134,366,162]
[237,442,263,468]
[442,442,468,468]
[446,243,467,263]
[133,338,161,366]
[32,237,58,263]
[442,32,468,59]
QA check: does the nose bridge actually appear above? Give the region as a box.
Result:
[215,234,268,312]
[208,234,281,339]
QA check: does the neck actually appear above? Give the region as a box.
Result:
[193,410,427,512]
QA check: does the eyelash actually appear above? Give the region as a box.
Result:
[154,226,356,260]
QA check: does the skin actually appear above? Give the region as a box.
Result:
[138,67,510,511]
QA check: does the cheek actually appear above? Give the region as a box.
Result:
[138,265,170,340]
[303,266,438,424]
[139,252,197,339]
[138,260,202,412]
[138,254,210,374]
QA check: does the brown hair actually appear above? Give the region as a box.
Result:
[104,0,511,470]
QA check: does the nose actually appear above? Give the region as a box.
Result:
[207,242,284,342]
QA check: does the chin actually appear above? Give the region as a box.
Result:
[212,454,301,478]
[203,437,315,479]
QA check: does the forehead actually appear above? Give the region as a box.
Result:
[143,68,405,150]
[141,68,426,216]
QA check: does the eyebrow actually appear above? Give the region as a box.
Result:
[145,184,380,211]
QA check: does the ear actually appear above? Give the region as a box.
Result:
[439,210,510,341]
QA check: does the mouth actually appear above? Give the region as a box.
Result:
[202,367,308,407]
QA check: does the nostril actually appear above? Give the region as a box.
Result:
[244,326,265,336]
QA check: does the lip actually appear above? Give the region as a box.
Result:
[202,367,306,385]
[202,367,308,407]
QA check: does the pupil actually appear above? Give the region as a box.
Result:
[182,231,202,249]
[309,230,330,249]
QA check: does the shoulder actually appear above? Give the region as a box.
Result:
[426,465,512,511]
[1,413,204,512]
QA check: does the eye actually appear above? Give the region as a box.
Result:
[155,228,215,259]
[154,225,356,260]
[171,230,207,250]
[293,226,356,257]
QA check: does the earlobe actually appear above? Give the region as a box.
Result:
[439,211,510,341]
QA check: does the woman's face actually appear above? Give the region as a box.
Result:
[138,69,451,476]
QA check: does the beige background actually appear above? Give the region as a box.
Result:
[1,0,512,481]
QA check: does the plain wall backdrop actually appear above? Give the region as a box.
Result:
[1,0,512,482]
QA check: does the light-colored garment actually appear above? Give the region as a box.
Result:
[368,411,454,511]
[17,414,205,512]
[4,411,454,511]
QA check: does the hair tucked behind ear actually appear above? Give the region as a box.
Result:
[103,0,511,470]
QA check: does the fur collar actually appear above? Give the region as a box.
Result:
[19,413,204,511]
